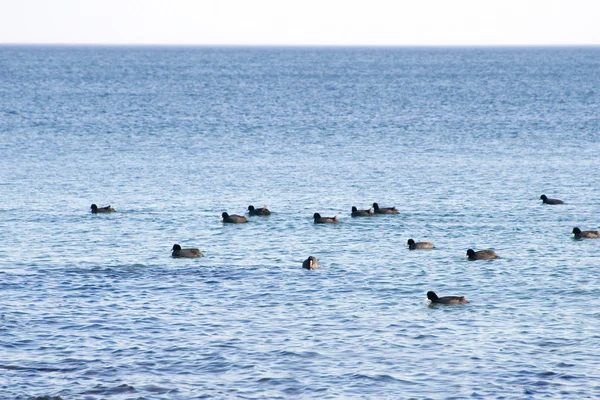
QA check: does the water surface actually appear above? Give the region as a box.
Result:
[1,46,600,399]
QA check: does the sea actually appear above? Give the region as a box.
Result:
[0,46,599,399]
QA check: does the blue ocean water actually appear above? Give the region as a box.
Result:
[1,46,600,399]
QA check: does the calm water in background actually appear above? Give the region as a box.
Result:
[1,46,600,399]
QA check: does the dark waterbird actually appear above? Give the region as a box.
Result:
[313,213,339,224]
[222,212,248,223]
[572,227,600,239]
[372,203,398,214]
[540,194,564,205]
[427,291,468,305]
[248,205,271,216]
[351,206,374,217]
[171,244,203,258]
[90,204,115,213]
[302,256,320,270]
[407,239,435,250]
[467,249,498,260]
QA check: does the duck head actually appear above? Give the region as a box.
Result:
[427,291,439,301]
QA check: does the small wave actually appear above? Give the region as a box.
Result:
[141,385,179,394]
[532,380,554,387]
[556,362,575,368]
[413,334,437,340]
[83,383,135,395]
[0,364,79,373]
[257,377,301,386]
[558,374,580,381]
[273,350,321,359]
[346,373,419,385]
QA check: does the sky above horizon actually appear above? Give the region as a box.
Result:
[1,0,599,46]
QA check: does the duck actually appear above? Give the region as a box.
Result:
[540,194,564,205]
[91,204,115,213]
[171,244,203,258]
[313,213,339,224]
[222,212,248,223]
[248,205,271,216]
[372,203,398,214]
[351,206,374,217]
[572,227,600,239]
[467,249,498,260]
[427,291,468,305]
[407,239,435,250]
[302,256,320,270]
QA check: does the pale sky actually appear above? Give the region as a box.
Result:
[1,0,599,46]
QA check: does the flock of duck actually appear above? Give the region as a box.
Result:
[90,194,599,306]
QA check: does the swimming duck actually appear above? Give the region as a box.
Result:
[372,203,398,214]
[171,244,204,258]
[222,212,248,223]
[248,205,271,216]
[302,256,320,270]
[540,194,564,205]
[351,206,375,217]
[407,239,435,250]
[313,213,339,224]
[91,204,115,213]
[572,227,600,239]
[467,249,498,260]
[427,291,468,305]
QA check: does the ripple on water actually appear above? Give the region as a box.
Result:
[1,47,600,399]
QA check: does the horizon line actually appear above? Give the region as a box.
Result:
[1,42,599,48]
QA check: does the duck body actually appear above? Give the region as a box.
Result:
[540,195,564,205]
[222,212,248,223]
[91,204,115,213]
[407,239,434,250]
[313,213,339,224]
[572,227,600,239]
[248,205,271,216]
[351,206,375,217]
[427,291,468,305]
[467,249,498,260]
[302,256,320,270]
[372,203,398,214]
[171,244,203,258]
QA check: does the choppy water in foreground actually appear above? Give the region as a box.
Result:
[1,46,600,399]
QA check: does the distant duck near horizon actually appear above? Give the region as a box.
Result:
[302,256,320,270]
[572,227,600,239]
[313,213,339,224]
[91,204,115,213]
[467,249,498,260]
[222,212,248,223]
[351,206,375,217]
[407,239,435,250]
[171,244,203,258]
[427,291,468,305]
[248,205,271,216]
[540,194,564,205]
[372,203,398,214]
